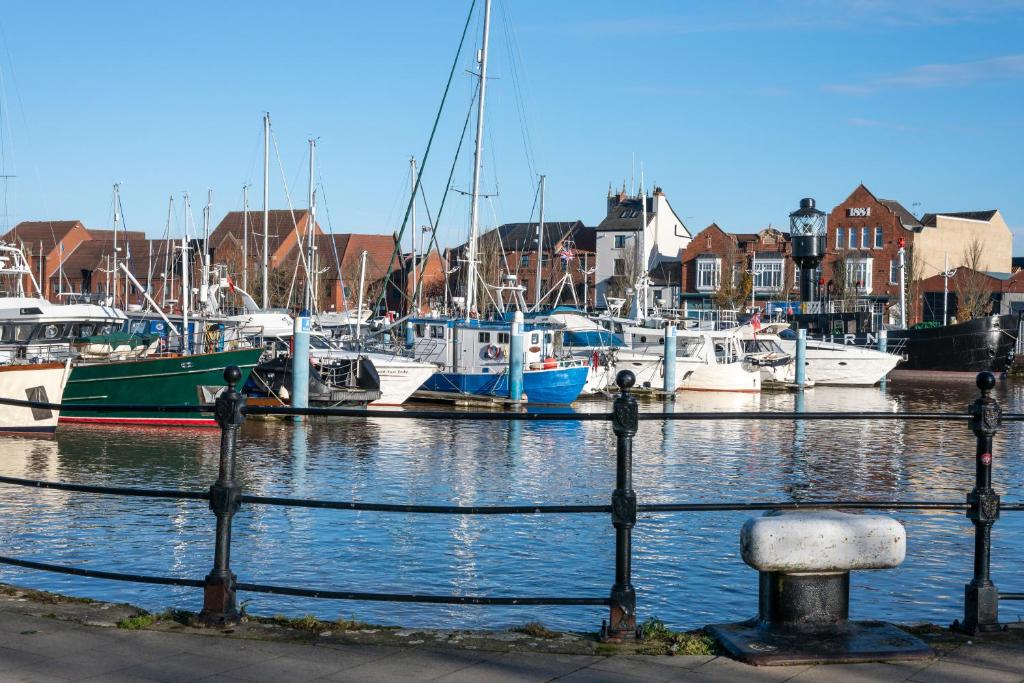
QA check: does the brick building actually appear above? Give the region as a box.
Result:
[679,223,794,311]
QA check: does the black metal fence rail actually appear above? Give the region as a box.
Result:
[0,368,1017,637]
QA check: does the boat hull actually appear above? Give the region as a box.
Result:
[890,315,1018,373]
[60,348,263,427]
[676,359,762,392]
[367,358,438,406]
[0,362,70,435]
[420,366,588,404]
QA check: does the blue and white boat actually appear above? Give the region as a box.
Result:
[408,317,588,404]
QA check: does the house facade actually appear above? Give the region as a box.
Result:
[594,186,691,308]
[679,224,794,312]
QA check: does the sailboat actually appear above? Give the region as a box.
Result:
[406,0,587,405]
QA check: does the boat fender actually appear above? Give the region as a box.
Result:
[542,357,557,370]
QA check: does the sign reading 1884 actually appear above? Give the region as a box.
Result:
[847,207,871,217]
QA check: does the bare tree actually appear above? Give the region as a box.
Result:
[713,238,752,310]
[955,238,993,320]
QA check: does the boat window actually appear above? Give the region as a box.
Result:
[498,332,509,344]
[309,336,332,349]
[714,340,737,363]
[415,324,425,337]
[678,338,703,357]
[99,325,113,335]
[39,324,63,340]
[531,333,539,344]
[430,325,445,339]
[79,323,95,337]
[0,324,9,342]
[544,333,552,344]
[479,332,491,343]
[614,323,623,334]
[13,324,34,342]
[640,336,647,343]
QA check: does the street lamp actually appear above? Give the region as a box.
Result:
[789,198,827,306]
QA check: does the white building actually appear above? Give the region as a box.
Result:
[594,186,691,309]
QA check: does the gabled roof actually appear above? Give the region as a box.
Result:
[4,220,85,252]
[483,220,590,252]
[877,199,922,229]
[648,258,682,286]
[210,209,313,255]
[919,210,999,227]
[314,233,400,279]
[597,196,652,232]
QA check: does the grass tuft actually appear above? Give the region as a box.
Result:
[636,617,715,656]
[512,621,559,639]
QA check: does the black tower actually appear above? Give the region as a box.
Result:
[789,198,827,303]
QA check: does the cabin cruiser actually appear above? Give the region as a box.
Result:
[407,315,588,404]
[758,323,901,385]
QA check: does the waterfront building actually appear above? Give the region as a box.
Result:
[915,211,1012,278]
[594,185,691,308]
[678,223,794,313]
[447,220,596,310]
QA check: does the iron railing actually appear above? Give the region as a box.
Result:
[0,369,1018,638]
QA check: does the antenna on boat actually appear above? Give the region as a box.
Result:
[464,0,492,321]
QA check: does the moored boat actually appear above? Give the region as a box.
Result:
[60,347,263,426]
[0,361,72,435]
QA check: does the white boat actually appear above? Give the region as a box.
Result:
[759,323,901,386]
[231,311,436,406]
[0,361,72,435]
[624,323,761,392]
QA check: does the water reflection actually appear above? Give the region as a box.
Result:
[0,378,1021,631]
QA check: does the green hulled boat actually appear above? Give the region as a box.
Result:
[60,348,263,427]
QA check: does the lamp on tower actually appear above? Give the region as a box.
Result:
[789,198,827,304]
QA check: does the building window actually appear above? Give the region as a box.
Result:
[848,228,856,249]
[696,258,721,291]
[836,227,845,250]
[889,260,898,284]
[846,258,872,293]
[753,259,784,292]
[613,258,626,276]
[861,227,870,249]
[614,235,627,249]
[874,227,883,249]
[519,253,530,268]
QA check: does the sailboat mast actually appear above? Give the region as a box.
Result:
[112,183,120,307]
[262,112,271,310]
[410,156,417,316]
[305,138,316,313]
[464,0,492,320]
[162,195,173,307]
[535,174,545,309]
[201,188,211,307]
[242,184,249,293]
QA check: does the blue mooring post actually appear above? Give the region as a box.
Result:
[200,366,246,625]
[405,320,415,349]
[878,329,888,389]
[662,324,676,398]
[794,327,807,389]
[291,311,311,421]
[509,310,524,402]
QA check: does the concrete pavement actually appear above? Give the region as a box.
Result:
[1,588,1024,681]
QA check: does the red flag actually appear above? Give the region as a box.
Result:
[227,275,236,292]
[751,311,762,333]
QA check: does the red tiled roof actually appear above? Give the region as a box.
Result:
[210,209,312,257]
[4,220,84,252]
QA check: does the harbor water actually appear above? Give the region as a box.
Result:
[1,376,1024,633]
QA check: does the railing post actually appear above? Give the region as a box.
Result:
[604,369,638,641]
[199,365,246,626]
[955,371,1003,634]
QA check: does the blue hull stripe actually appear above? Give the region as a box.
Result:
[420,366,588,404]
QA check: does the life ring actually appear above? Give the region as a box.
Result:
[542,357,558,370]
[485,344,500,359]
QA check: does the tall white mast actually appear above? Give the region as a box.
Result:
[112,183,120,307]
[305,138,316,313]
[201,188,211,307]
[262,112,271,310]
[181,192,192,354]
[410,156,418,315]
[535,174,546,309]
[242,184,250,293]
[161,195,173,307]
[464,0,492,320]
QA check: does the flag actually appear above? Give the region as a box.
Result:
[751,311,762,333]
[227,275,236,292]
[559,245,575,261]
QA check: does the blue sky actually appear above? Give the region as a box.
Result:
[0,0,1022,252]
